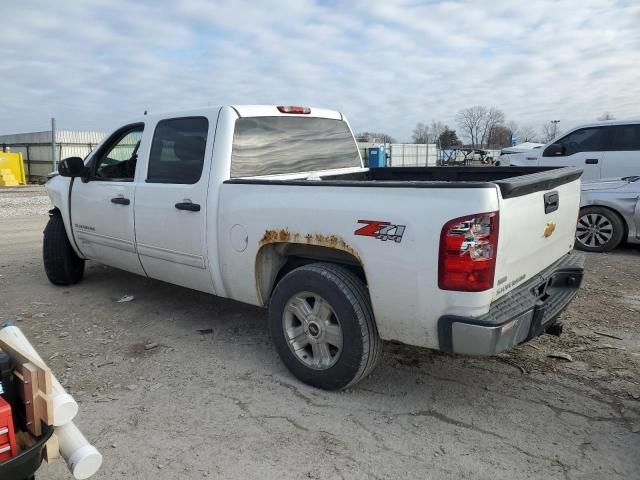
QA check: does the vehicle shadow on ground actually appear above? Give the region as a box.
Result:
[78,262,598,407]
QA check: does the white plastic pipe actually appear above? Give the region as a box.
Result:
[0,325,78,425]
[55,421,103,479]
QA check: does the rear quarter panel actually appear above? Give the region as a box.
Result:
[217,183,499,349]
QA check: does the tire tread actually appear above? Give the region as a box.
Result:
[43,214,85,285]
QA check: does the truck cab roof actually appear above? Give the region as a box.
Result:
[126,105,344,127]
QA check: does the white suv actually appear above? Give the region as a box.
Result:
[510,120,640,180]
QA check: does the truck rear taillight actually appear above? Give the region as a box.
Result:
[438,212,499,292]
[277,106,311,114]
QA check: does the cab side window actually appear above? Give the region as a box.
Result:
[544,127,605,157]
[93,126,144,181]
[147,117,209,184]
[609,124,640,151]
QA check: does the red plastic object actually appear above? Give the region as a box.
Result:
[0,396,17,462]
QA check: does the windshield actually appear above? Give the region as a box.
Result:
[230,116,361,178]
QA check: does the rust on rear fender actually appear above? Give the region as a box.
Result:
[259,228,361,261]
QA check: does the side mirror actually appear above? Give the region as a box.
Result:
[58,157,87,178]
[543,143,565,157]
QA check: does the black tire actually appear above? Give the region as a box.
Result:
[43,213,85,285]
[268,263,382,390]
[575,206,625,252]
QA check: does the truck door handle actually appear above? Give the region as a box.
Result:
[585,158,599,164]
[544,191,559,214]
[111,196,130,205]
[175,202,200,212]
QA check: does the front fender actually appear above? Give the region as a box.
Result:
[45,176,86,259]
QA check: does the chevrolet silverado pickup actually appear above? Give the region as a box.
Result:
[44,105,585,390]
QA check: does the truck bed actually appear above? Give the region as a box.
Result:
[226,166,582,199]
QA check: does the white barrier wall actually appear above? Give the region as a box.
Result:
[388,144,438,167]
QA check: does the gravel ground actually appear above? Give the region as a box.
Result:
[0,186,51,218]
[0,187,638,480]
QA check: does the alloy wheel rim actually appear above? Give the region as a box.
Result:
[282,292,343,370]
[576,213,613,248]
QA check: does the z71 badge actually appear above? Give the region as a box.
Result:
[355,220,406,243]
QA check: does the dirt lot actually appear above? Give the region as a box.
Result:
[1,186,639,479]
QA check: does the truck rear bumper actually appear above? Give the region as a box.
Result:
[438,252,585,355]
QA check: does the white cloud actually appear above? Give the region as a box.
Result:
[0,0,638,141]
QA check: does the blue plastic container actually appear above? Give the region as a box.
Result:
[367,147,386,168]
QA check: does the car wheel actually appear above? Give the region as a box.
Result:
[268,263,382,390]
[43,213,85,285]
[575,206,625,252]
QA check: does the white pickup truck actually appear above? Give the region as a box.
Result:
[44,105,585,390]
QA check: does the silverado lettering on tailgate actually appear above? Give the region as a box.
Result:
[495,273,527,296]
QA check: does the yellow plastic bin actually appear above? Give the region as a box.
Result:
[0,151,26,186]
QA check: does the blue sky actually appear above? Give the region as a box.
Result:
[1,0,639,141]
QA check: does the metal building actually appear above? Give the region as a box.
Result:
[0,130,105,181]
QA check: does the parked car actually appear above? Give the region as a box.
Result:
[576,175,640,252]
[44,105,584,390]
[510,120,640,180]
[495,142,544,166]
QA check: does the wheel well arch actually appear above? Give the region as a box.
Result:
[255,242,367,306]
[580,203,629,239]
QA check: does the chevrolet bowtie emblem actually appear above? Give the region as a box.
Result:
[544,222,556,238]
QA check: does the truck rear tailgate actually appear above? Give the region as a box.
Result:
[492,167,582,300]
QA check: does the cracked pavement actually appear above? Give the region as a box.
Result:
[1,187,638,479]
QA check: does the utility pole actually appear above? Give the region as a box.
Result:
[551,120,560,139]
[51,117,57,171]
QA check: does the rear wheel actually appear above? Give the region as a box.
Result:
[268,263,382,390]
[575,206,624,252]
[43,213,85,285]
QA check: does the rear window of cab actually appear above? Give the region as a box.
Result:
[230,116,361,178]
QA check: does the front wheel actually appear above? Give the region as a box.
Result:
[575,206,625,252]
[268,263,382,390]
[43,213,85,285]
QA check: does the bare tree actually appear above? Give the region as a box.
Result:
[411,123,430,144]
[488,125,512,148]
[507,120,520,140]
[597,112,616,121]
[541,122,562,143]
[503,121,538,144]
[455,106,487,148]
[480,107,505,147]
[429,120,446,145]
[518,125,538,143]
[455,106,506,148]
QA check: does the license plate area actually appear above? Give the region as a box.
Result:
[533,277,553,302]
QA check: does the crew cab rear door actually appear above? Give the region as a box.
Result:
[70,124,146,276]
[133,115,217,294]
[602,124,640,178]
